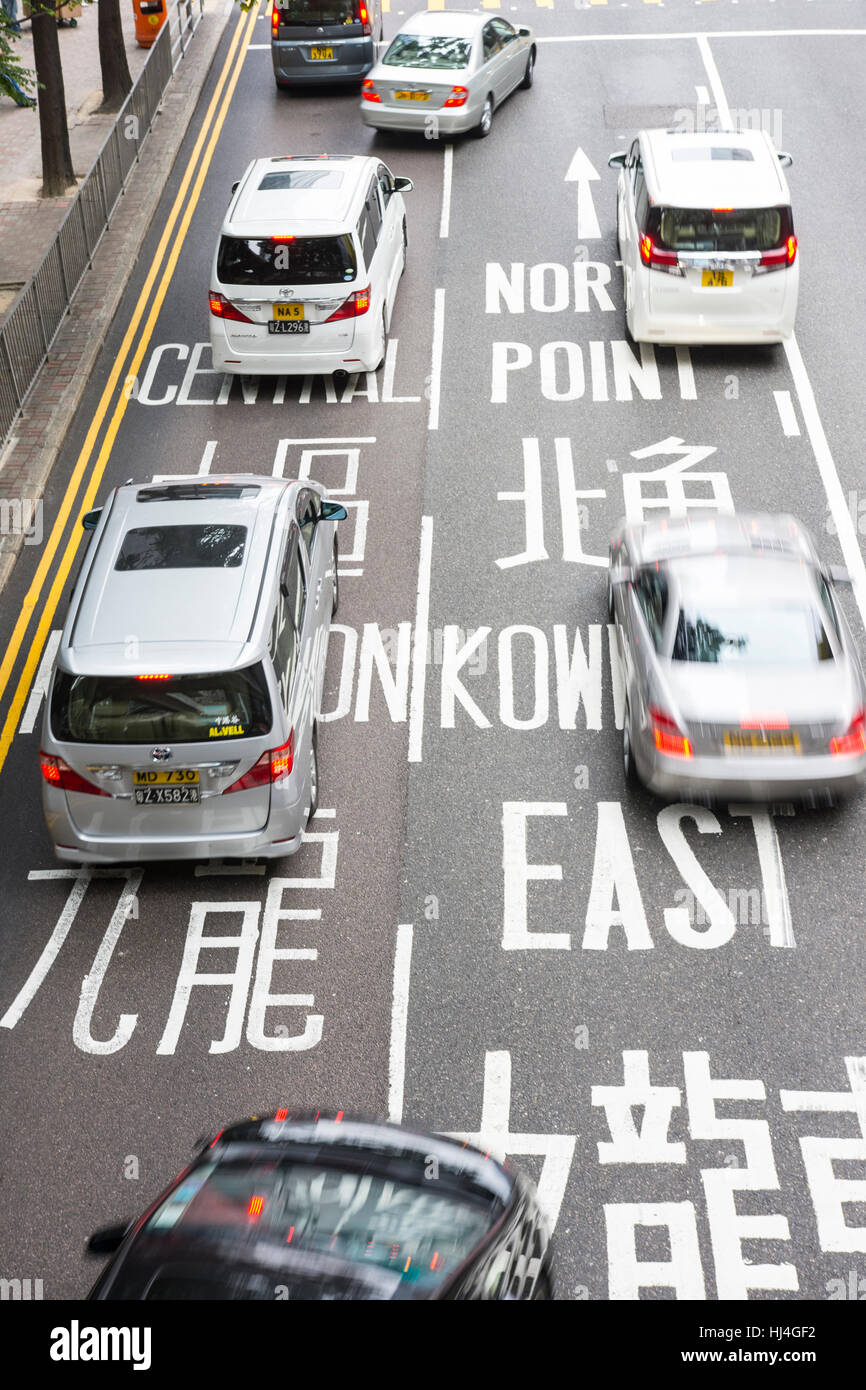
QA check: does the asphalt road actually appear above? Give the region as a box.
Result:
[0,0,864,1303]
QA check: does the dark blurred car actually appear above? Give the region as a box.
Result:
[86,1112,554,1300]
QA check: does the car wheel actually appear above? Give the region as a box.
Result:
[607,576,615,622]
[307,724,319,828]
[520,47,535,90]
[623,701,640,789]
[331,535,339,616]
[475,95,493,139]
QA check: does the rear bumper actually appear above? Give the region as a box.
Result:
[636,743,866,803]
[272,39,374,84]
[360,101,479,136]
[210,318,379,377]
[633,265,798,344]
[43,788,307,863]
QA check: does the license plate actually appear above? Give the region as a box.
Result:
[135,786,201,805]
[394,91,430,101]
[723,731,801,754]
[273,304,305,321]
[133,769,199,786]
[701,270,734,288]
[268,321,310,335]
[310,46,333,60]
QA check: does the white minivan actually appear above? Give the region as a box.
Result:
[608,129,798,345]
[209,155,413,378]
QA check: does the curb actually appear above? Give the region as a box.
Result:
[0,0,233,598]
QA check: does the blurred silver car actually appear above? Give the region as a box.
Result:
[360,11,535,139]
[608,513,866,803]
[40,476,346,864]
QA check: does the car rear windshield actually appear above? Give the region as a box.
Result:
[274,1,363,26]
[115,525,246,570]
[51,665,273,744]
[383,34,472,68]
[657,207,788,253]
[672,606,834,665]
[217,235,357,286]
[139,1158,499,1295]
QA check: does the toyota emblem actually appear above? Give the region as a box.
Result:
[151,747,171,762]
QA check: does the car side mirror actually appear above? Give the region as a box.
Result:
[827,565,851,586]
[393,176,414,193]
[82,508,102,530]
[608,151,627,170]
[231,181,239,194]
[86,1222,133,1257]
[321,501,348,521]
[517,26,530,36]
[777,152,793,167]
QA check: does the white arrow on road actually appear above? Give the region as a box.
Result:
[630,436,718,474]
[565,147,602,240]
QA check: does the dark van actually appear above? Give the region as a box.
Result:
[271,0,383,89]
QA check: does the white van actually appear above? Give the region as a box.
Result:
[209,155,413,378]
[608,129,798,345]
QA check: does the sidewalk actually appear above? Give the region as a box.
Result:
[0,3,150,319]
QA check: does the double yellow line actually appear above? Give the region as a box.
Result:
[0,1,260,776]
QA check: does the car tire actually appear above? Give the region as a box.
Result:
[307,724,319,828]
[475,95,494,139]
[607,576,615,622]
[331,535,339,617]
[375,307,387,371]
[520,47,535,89]
[623,700,641,789]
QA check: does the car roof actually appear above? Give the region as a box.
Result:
[63,476,300,675]
[224,155,376,237]
[639,128,790,209]
[618,512,818,568]
[394,9,484,36]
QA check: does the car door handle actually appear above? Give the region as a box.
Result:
[315,577,323,606]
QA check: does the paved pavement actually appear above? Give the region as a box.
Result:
[0,2,149,315]
[0,0,231,591]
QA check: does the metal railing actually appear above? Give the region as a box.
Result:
[0,0,205,449]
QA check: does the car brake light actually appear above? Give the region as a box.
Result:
[639,234,683,276]
[756,235,797,274]
[223,732,295,793]
[324,287,370,322]
[209,292,253,323]
[362,80,381,103]
[39,753,111,797]
[271,6,280,37]
[740,716,790,729]
[649,706,692,760]
[444,86,469,108]
[357,3,371,34]
[829,710,866,757]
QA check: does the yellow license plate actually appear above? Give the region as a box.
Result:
[723,731,801,754]
[310,46,333,60]
[133,769,200,786]
[395,91,430,101]
[272,303,305,321]
[701,270,734,288]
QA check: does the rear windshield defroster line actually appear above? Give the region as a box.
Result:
[217,235,357,287]
[51,665,273,745]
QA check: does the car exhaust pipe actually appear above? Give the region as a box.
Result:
[332,370,349,389]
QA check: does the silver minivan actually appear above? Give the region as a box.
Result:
[271,0,382,89]
[40,476,346,865]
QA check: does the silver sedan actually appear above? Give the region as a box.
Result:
[360,11,535,139]
[608,513,866,804]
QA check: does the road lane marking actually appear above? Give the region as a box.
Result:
[388,923,414,1123]
[428,288,445,430]
[439,142,453,240]
[0,2,261,777]
[408,515,433,763]
[535,29,866,43]
[18,629,60,734]
[697,36,866,627]
[773,389,800,436]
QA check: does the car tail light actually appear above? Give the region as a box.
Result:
[649,706,692,760]
[362,80,381,103]
[639,234,683,276]
[829,709,866,757]
[324,287,370,322]
[39,753,111,797]
[209,292,253,323]
[356,2,372,35]
[271,6,280,37]
[756,235,797,275]
[444,86,469,108]
[223,732,294,793]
